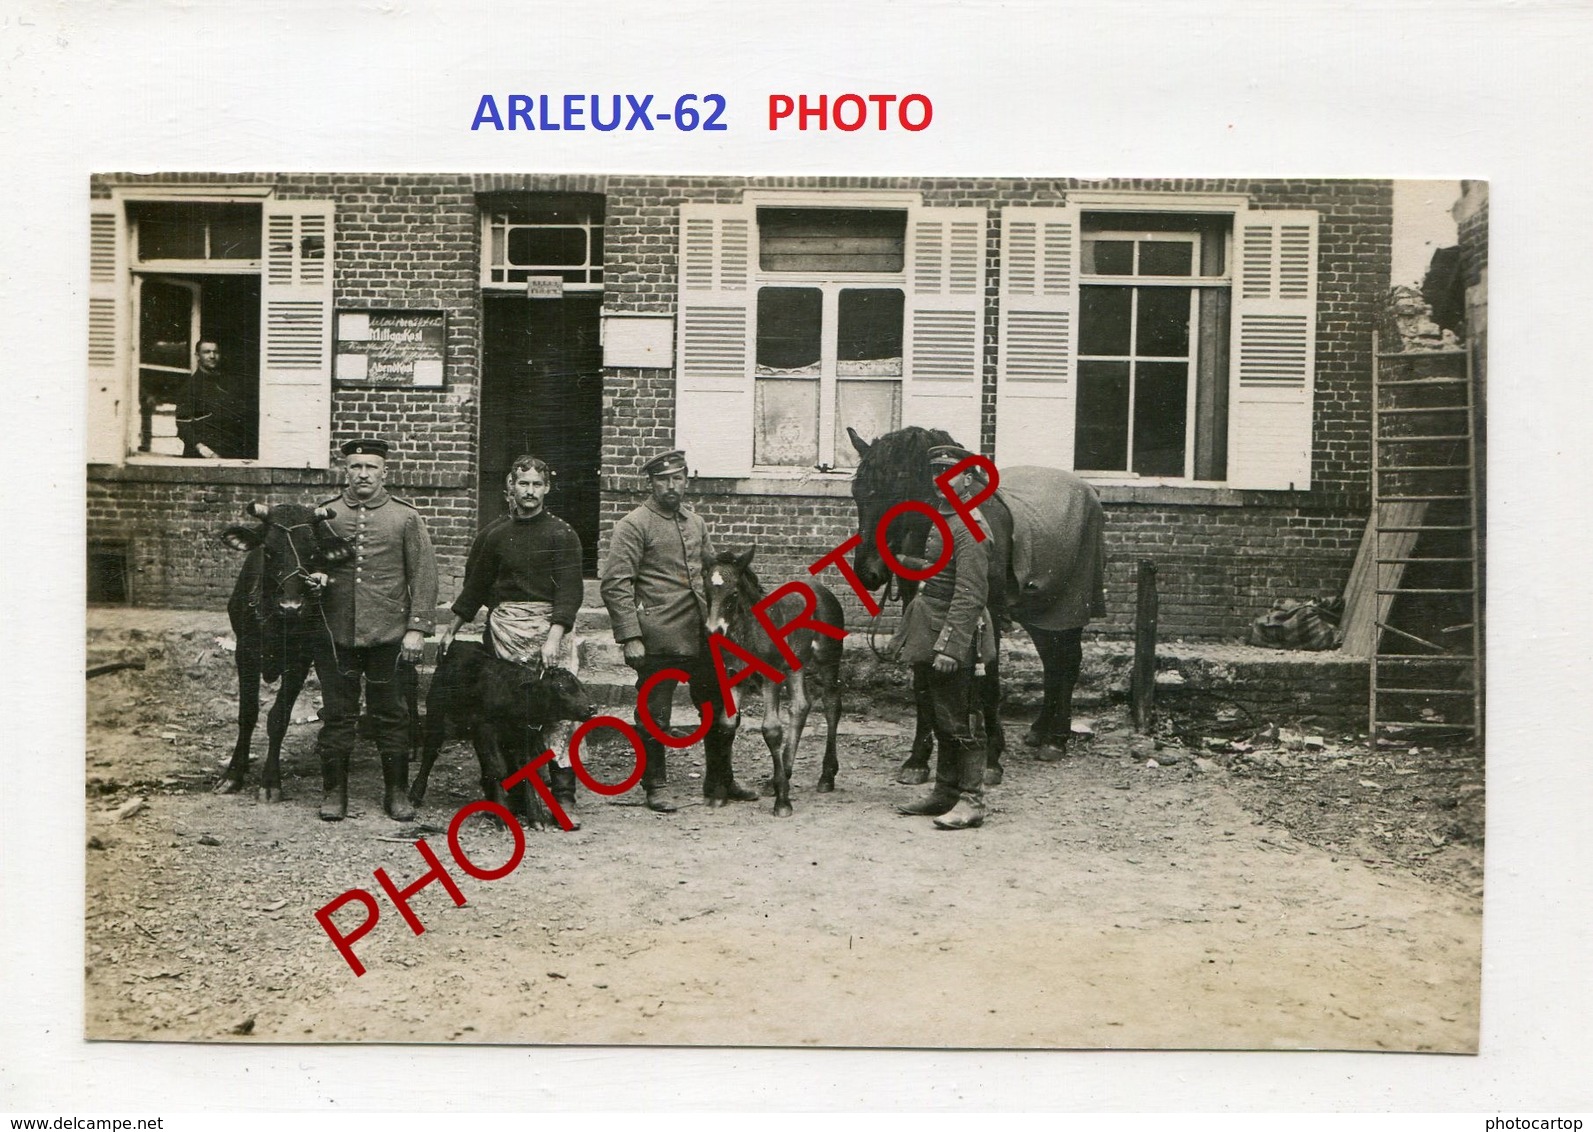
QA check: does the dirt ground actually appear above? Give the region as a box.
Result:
[83,630,1483,1051]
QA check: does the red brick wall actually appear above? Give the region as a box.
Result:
[597,176,1391,637]
[88,173,485,604]
[87,173,1392,637]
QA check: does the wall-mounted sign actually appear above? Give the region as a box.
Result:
[602,312,675,369]
[525,276,565,299]
[335,310,446,387]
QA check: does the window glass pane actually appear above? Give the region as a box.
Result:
[1138,240,1193,277]
[755,378,820,466]
[1079,287,1132,356]
[1076,360,1130,470]
[1133,361,1189,477]
[137,211,205,260]
[756,287,822,374]
[139,280,193,370]
[1083,239,1133,275]
[836,288,904,376]
[209,207,262,259]
[507,227,588,267]
[834,380,901,469]
[1136,287,1192,357]
[758,208,906,272]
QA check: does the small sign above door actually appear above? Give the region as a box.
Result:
[525,276,565,299]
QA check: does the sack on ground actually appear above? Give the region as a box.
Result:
[1248,597,1344,651]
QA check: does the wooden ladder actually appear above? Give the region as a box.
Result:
[1368,331,1482,747]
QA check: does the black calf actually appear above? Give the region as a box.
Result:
[408,641,596,827]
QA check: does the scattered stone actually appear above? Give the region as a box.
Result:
[87,836,106,850]
[231,1016,255,1036]
[112,797,146,822]
[198,835,221,846]
[1303,735,1326,750]
[262,899,288,912]
[1193,757,1217,774]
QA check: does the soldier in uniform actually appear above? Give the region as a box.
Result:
[310,437,439,822]
[600,449,758,813]
[892,445,999,830]
[175,339,252,459]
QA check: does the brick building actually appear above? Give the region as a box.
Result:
[86,174,1397,638]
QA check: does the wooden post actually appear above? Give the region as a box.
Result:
[1132,559,1159,733]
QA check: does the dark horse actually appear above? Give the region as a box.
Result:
[847,426,1107,781]
[215,501,352,801]
[704,548,846,817]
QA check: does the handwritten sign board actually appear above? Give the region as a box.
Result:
[335,310,447,387]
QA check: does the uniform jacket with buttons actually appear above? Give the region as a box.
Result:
[319,488,439,648]
[891,506,998,666]
[600,498,716,657]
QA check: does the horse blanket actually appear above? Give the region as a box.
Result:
[996,466,1107,631]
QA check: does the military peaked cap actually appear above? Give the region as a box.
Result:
[927,444,978,469]
[641,449,688,477]
[340,437,391,458]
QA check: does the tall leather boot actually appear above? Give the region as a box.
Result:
[933,740,987,830]
[550,764,581,831]
[318,744,348,822]
[381,746,416,822]
[704,731,758,804]
[642,747,678,813]
[896,741,958,816]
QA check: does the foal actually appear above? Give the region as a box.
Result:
[704,549,845,817]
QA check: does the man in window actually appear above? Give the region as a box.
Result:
[175,339,250,459]
[438,455,587,827]
[600,449,757,813]
[312,437,439,822]
[891,445,999,831]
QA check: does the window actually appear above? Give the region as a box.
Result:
[675,197,983,478]
[996,200,1317,490]
[88,194,334,467]
[751,208,908,469]
[753,282,904,468]
[127,202,263,458]
[482,194,603,287]
[1075,216,1230,480]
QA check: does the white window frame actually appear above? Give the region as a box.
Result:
[752,274,909,472]
[675,191,983,481]
[1075,228,1221,483]
[996,190,1317,492]
[480,206,604,292]
[743,194,919,473]
[95,186,334,470]
[119,191,266,465]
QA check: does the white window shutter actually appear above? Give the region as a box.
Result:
[87,202,126,463]
[674,203,755,477]
[996,205,1079,469]
[1227,209,1319,489]
[902,207,986,450]
[258,201,334,468]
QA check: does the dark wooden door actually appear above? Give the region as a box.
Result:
[480,291,603,575]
